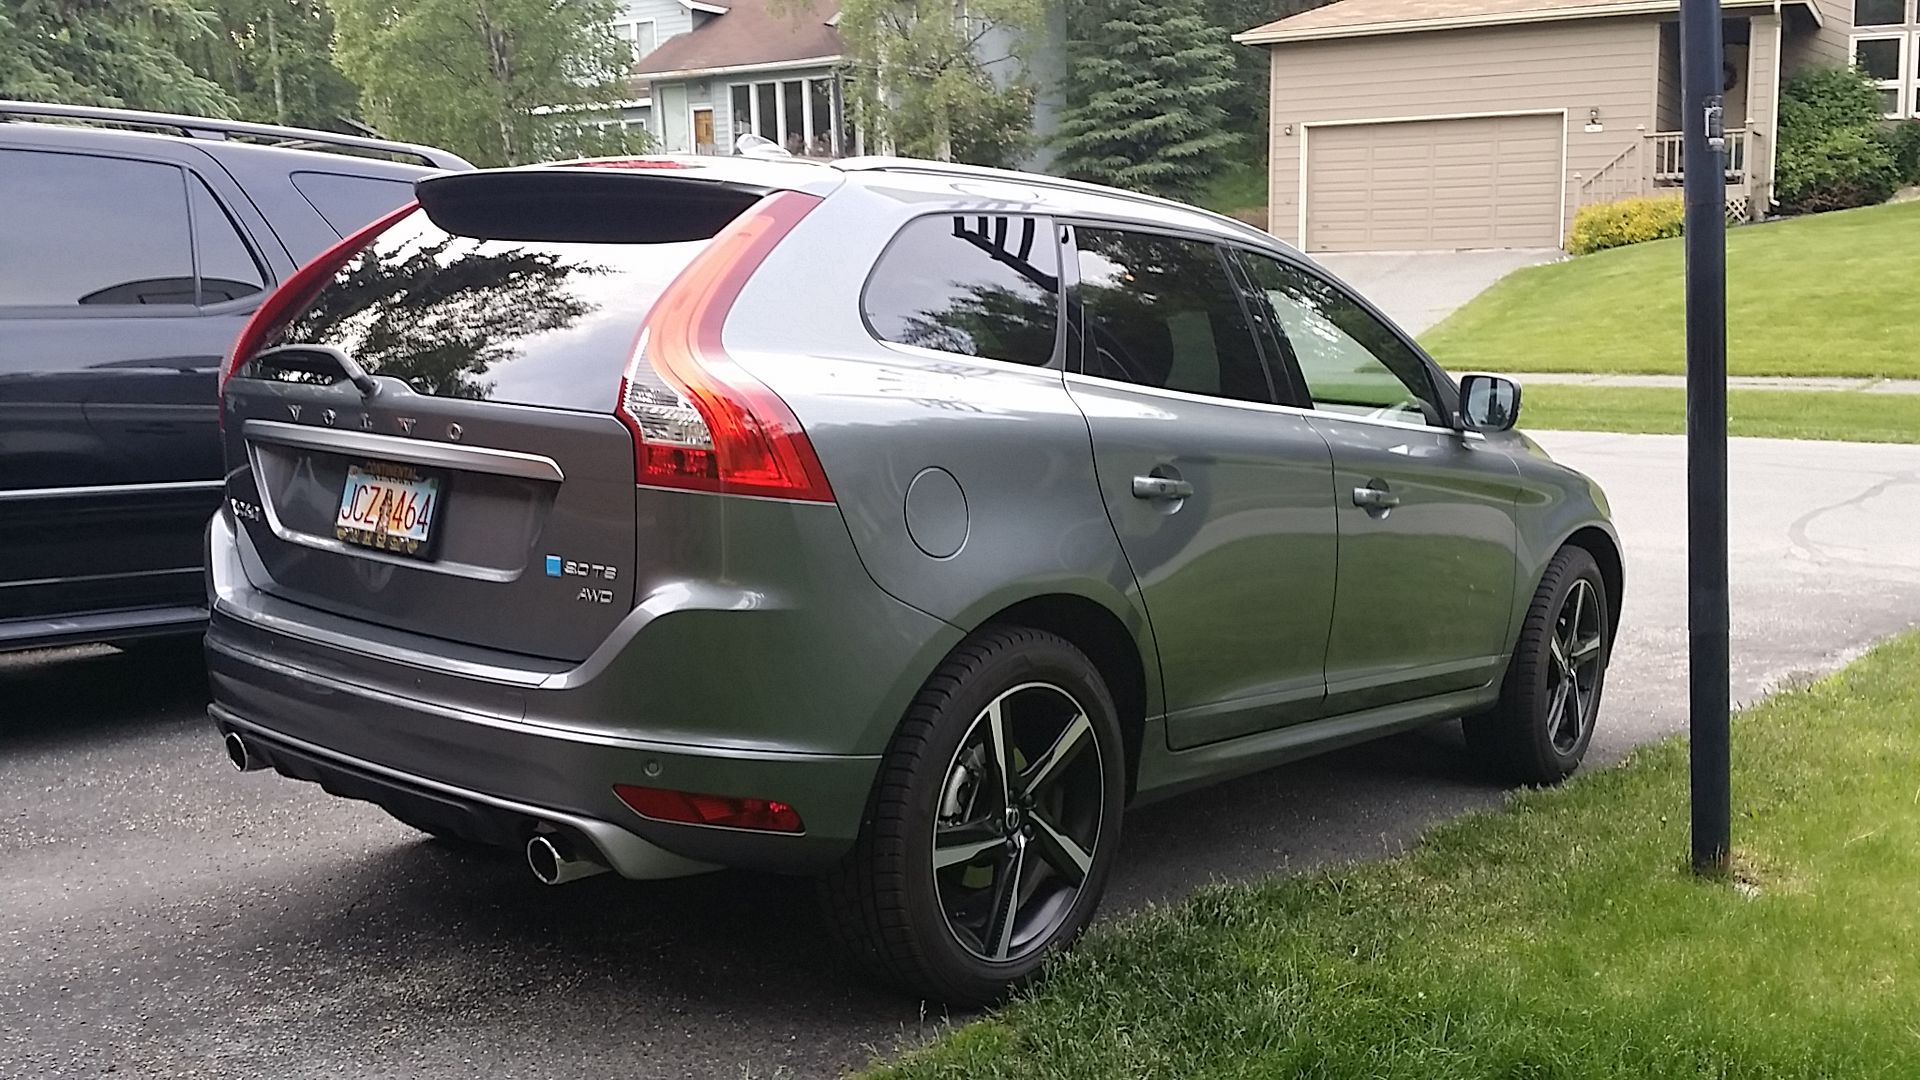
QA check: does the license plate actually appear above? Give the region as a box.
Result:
[335,463,441,556]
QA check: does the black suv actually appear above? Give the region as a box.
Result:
[0,101,470,651]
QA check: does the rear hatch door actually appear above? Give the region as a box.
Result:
[220,166,790,661]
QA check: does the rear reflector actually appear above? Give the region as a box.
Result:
[615,189,834,503]
[614,784,805,833]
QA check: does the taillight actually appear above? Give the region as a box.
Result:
[615,190,834,503]
[613,784,805,833]
[219,202,418,404]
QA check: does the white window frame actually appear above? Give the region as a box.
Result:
[1851,29,1918,119]
[727,75,841,155]
[612,18,657,63]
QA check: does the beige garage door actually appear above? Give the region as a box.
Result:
[1305,114,1563,252]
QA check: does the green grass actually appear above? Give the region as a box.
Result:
[1422,200,1920,378]
[866,635,1920,1079]
[1522,385,1920,443]
[1198,160,1268,228]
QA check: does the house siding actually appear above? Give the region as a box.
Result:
[1656,22,1681,129]
[1263,17,1662,248]
[1781,1,1849,71]
[619,0,696,49]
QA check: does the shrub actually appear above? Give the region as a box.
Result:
[1568,195,1685,255]
[1776,68,1901,214]
[1776,127,1900,214]
[1888,120,1920,186]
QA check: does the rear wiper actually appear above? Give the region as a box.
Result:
[251,344,381,399]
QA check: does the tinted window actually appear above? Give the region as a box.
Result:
[863,215,1061,367]
[291,171,418,236]
[1074,228,1272,404]
[1241,253,1438,426]
[265,210,705,409]
[0,150,195,306]
[190,176,265,302]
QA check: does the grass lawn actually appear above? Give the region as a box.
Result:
[1421,200,1920,379]
[1521,385,1920,443]
[1199,160,1268,229]
[866,634,1920,1079]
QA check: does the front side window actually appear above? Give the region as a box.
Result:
[188,175,266,303]
[863,215,1060,367]
[1073,228,1274,405]
[1239,252,1440,427]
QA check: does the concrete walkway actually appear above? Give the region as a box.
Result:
[1515,373,1920,394]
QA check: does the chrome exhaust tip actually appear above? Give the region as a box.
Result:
[526,832,610,886]
[224,731,264,772]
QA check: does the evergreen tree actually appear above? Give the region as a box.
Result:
[0,0,234,115]
[1052,0,1239,200]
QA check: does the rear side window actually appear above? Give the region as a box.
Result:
[0,150,194,306]
[292,171,418,236]
[1073,228,1274,405]
[0,149,265,307]
[267,210,705,409]
[863,214,1061,367]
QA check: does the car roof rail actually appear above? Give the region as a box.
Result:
[0,100,473,170]
[832,155,1282,247]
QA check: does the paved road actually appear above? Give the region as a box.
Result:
[6,432,1919,1080]
[1312,248,1561,334]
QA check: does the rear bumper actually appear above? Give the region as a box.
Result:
[207,627,882,875]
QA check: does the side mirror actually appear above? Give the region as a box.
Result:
[1458,373,1522,432]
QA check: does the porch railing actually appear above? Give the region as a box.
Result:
[1646,128,1749,184]
[1574,140,1644,207]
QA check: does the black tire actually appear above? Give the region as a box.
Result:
[1465,545,1611,785]
[819,625,1126,1007]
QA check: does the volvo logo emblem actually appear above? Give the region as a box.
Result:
[287,404,302,420]
[360,414,374,431]
[396,417,416,435]
[322,409,336,426]
[447,423,463,442]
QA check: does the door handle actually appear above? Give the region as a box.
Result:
[1132,475,1194,500]
[1352,485,1401,510]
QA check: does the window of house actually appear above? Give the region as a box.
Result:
[728,76,840,156]
[863,215,1060,367]
[0,150,268,308]
[1238,252,1440,427]
[612,18,656,63]
[1072,228,1275,405]
[1851,2,1920,118]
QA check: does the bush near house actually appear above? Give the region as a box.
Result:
[1775,68,1901,214]
[1567,194,1684,255]
[1890,120,1920,186]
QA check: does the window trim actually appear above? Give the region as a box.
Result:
[858,210,1068,371]
[1851,30,1916,119]
[612,17,657,62]
[1061,220,1287,407]
[1227,243,1462,432]
[727,74,842,155]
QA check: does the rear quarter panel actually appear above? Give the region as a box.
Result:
[721,179,1163,736]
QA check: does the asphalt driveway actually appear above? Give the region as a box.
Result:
[1313,249,1561,335]
[4,432,1918,1079]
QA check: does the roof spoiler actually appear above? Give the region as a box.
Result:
[415,167,776,244]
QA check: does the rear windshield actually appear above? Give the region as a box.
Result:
[267,210,706,411]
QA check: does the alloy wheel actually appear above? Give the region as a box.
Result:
[1546,578,1605,754]
[930,681,1105,963]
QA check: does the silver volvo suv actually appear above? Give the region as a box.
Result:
[207,154,1621,1005]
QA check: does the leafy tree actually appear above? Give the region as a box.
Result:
[1052,0,1239,200]
[331,0,645,167]
[828,0,1043,165]
[0,0,234,114]
[174,0,361,129]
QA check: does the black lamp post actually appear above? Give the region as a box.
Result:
[1680,0,1731,875]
